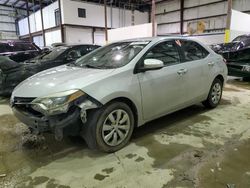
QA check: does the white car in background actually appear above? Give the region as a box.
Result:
[11,37,227,152]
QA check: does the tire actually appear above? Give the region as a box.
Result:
[202,78,223,108]
[82,102,134,153]
[243,77,250,82]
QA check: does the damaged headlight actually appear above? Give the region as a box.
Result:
[31,90,85,115]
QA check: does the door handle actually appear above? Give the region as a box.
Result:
[177,68,188,75]
[208,62,215,66]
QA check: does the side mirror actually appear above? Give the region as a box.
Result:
[138,59,164,72]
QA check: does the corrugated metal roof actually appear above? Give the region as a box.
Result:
[0,0,157,12]
[0,0,56,11]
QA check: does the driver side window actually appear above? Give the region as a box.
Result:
[144,41,180,66]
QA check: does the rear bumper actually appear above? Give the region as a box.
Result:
[12,106,82,138]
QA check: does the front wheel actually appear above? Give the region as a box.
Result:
[82,102,134,152]
[202,78,223,108]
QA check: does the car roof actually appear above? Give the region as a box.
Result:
[62,44,101,47]
[118,36,194,43]
[0,40,34,44]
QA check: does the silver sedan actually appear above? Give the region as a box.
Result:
[11,37,228,152]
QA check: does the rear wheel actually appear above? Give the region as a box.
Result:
[82,102,134,152]
[202,78,223,108]
[243,77,250,81]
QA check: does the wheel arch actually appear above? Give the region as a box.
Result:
[215,74,224,85]
[106,97,139,128]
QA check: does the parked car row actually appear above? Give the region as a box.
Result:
[9,37,227,152]
[0,41,41,62]
[0,42,100,96]
[210,34,250,79]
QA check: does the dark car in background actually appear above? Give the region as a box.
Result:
[210,34,250,79]
[0,41,41,62]
[222,48,250,79]
[211,34,250,54]
[0,44,100,95]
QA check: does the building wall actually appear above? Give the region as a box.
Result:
[33,35,44,47]
[61,0,148,28]
[64,27,93,44]
[156,0,250,35]
[0,5,19,40]
[45,29,61,46]
[18,1,59,36]
[17,0,148,46]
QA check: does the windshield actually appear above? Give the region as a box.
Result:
[75,41,150,69]
[41,46,68,60]
[233,35,248,42]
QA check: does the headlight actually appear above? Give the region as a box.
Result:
[31,90,85,115]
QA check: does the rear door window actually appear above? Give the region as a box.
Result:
[178,40,209,62]
[144,41,181,66]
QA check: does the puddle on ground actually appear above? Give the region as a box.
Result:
[223,87,241,92]
[15,176,71,188]
[220,98,232,105]
[102,167,114,174]
[94,173,109,181]
[0,113,86,187]
[135,135,189,169]
[198,139,250,188]
[133,105,213,170]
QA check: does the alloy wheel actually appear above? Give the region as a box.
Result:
[102,109,131,146]
[211,82,222,104]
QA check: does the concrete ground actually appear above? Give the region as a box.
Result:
[0,78,250,188]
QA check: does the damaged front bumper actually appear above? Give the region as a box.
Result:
[13,106,81,140]
[11,94,101,140]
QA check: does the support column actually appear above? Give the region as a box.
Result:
[26,0,32,42]
[104,0,108,43]
[39,0,46,46]
[180,0,184,35]
[226,0,232,30]
[151,0,156,36]
[58,0,64,43]
[225,0,232,43]
[92,27,95,44]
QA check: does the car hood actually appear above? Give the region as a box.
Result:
[0,56,21,71]
[12,65,115,98]
[211,41,242,53]
[24,56,54,64]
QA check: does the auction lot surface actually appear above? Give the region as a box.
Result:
[0,78,250,188]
